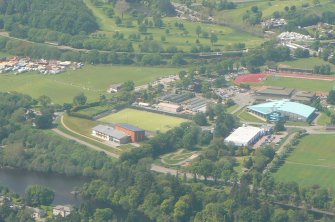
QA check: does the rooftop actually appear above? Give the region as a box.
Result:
[248,99,316,118]
[92,125,129,140]
[158,102,181,109]
[224,126,263,146]
[117,123,145,132]
[256,87,294,97]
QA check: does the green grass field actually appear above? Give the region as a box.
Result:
[238,110,265,123]
[262,76,334,92]
[317,113,331,126]
[99,108,189,132]
[274,134,335,189]
[216,0,330,28]
[280,57,335,70]
[0,65,179,104]
[84,0,264,50]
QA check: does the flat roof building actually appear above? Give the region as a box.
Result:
[248,99,316,122]
[158,102,182,113]
[255,86,294,101]
[92,125,130,144]
[115,123,145,143]
[224,126,264,147]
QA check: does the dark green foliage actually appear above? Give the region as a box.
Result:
[25,185,55,206]
[327,90,335,105]
[1,0,98,35]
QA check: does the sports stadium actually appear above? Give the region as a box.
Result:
[247,99,316,122]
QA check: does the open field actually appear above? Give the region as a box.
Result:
[216,0,330,28]
[280,57,335,70]
[262,76,334,92]
[77,105,111,117]
[237,110,265,123]
[317,113,331,126]
[84,0,264,51]
[99,108,189,132]
[0,65,179,104]
[274,134,335,189]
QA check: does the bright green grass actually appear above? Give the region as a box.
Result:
[63,115,100,138]
[99,108,189,132]
[0,65,179,104]
[77,105,111,117]
[238,110,265,123]
[227,104,239,113]
[84,0,264,50]
[280,57,335,70]
[263,76,334,92]
[274,134,335,189]
[285,121,310,127]
[317,113,331,126]
[217,0,329,27]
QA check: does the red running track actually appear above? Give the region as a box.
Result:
[234,72,335,84]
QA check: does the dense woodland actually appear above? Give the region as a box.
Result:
[0,0,98,35]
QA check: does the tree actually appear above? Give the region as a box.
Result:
[327,90,335,105]
[196,26,202,38]
[25,185,55,206]
[274,121,286,132]
[122,80,135,91]
[94,208,113,222]
[210,33,218,46]
[138,23,147,33]
[115,0,129,19]
[73,93,87,106]
[38,95,51,107]
[35,113,53,129]
[193,112,208,126]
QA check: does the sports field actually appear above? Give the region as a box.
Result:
[274,134,335,190]
[263,76,334,92]
[99,108,189,132]
[280,57,335,70]
[0,65,179,104]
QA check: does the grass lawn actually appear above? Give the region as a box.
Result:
[60,115,133,154]
[84,0,264,50]
[238,110,265,123]
[62,115,100,139]
[99,108,189,132]
[77,105,111,117]
[0,65,179,104]
[285,121,310,127]
[274,134,335,189]
[317,113,331,126]
[227,104,239,114]
[280,57,335,70]
[262,76,334,92]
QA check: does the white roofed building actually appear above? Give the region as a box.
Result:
[224,126,265,147]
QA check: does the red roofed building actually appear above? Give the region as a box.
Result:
[115,123,145,142]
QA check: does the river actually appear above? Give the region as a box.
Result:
[0,168,88,207]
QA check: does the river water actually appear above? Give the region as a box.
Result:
[0,168,88,206]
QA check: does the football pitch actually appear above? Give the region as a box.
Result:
[274,134,335,190]
[99,108,189,132]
